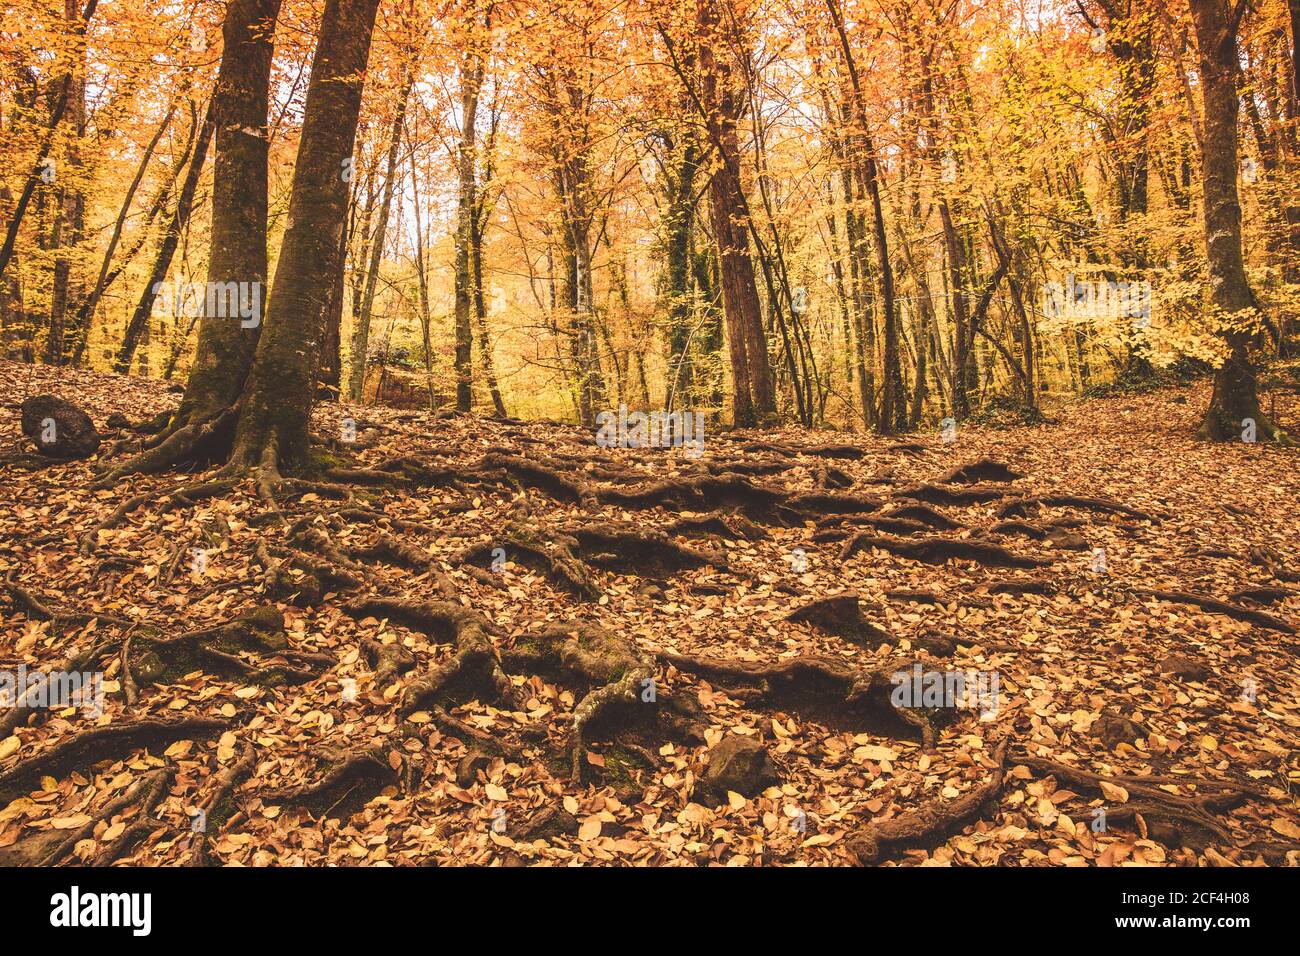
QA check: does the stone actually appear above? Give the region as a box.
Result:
[20,395,101,460]
[1092,712,1149,748]
[1159,653,1211,682]
[699,735,778,802]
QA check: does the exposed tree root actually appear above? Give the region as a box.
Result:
[816,464,856,489]
[2,576,132,631]
[1009,753,1266,845]
[363,638,417,685]
[90,764,177,866]
[124,606,320,688]
[187,745,257,865]
[596,472,793,523]
[344,532,431,570]
[812,514,932,540]
[344,597,517,717]
[259,746,398,820]
[894,483,1016,506]
[845,738,1010,865]
[665,512,768,541]
[739,440,866,460]
[988,519,1089,551]
[881,503,963,529]
[1249,546,1300,583]
[91,408,237,487]
[1134,588,1296,634]
[997,494,1157,523]
[254,541,322,606]
[459,523,602,600]
[660,652,945,745]
[785,491,885,517]
[884,588,993,610]
[785,593,890,647]
[0,626,123,736]
[77,477,239,555]
[704,458,794,477]
[0,717,228,804]
[938,459,1024,484]
[501,623,659,783]
[840,533,1051,569]
[983,578,1056,596]
[0,765,175,866]
[1230,586,1295,606]
[480,452,591,504]
[326,455,466,490]
[563,523,727,578]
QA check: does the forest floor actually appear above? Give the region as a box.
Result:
[1,358,1299,867]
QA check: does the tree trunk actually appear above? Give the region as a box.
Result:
[472,205,507,417]
[1189,0,1288,442]
[346,71,413,403]
[229,0,384,473]
[453,32,484,412]
[176,0,283,423]
[0,0,99,281]
[114,100,215,374]
[69,101,175,365]
[697,0,772,426]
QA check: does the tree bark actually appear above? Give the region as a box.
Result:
[176,0,283,421]
[114,100,215,374]
[453,18,485,412]
[346,71,413,404]
[696,0,773,426]
[229,0,384,473]
[1189,0,1289,442]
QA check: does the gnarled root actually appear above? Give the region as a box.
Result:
[661,653,944,743]
[938,459,1024,484]
[501,623,656,784]
[563,522,727,578]
[459,523,601,600]
[841,533,1051,569]
[259,746,397,820]
[124,606,320,689]
[1,765,175,866]
[0,717,228,805]
[187,744,257,865]
[845,738,1010,865]
[344,598,518,717]
[91,408,237,488]
[666,512,768,541]
[894,484,1016,506]
[1009,753,1269,846]
[997,494,1157,523]
[785,593,890,647]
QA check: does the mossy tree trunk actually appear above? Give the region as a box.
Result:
[176,0,283,424]
[1189,0,1290,443]
[227,0,383,473]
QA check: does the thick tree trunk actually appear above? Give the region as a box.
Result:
[1189,0,1288,442]
[229,0,383,473]
[176,0,282,423]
